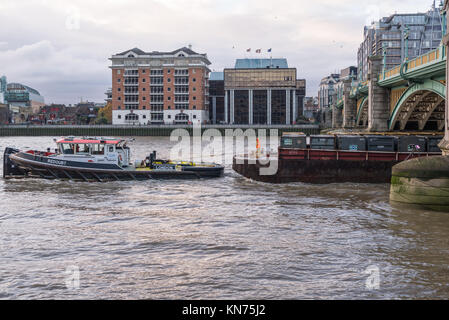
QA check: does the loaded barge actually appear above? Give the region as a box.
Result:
[233,133,443,184]
[3,137,224,181]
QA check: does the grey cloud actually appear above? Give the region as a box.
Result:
[0,0,435,103]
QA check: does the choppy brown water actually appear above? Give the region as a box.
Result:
[0,136,449,299]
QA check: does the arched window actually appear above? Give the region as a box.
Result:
[174,113,189,124]
[125,113,139,121]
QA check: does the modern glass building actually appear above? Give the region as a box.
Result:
[3,81,45,113]
[357,1,444,81]
[223,59,305,125]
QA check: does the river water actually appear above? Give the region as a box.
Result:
[0,136,448,299]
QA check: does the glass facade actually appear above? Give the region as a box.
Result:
[271,90,286,125]
[357,4,444,81]
[253,90,267,124]
[224,69,296,89]
[208,79,225,124]
[216,97,225,123]
[221,61,302,125]
[234,90,249,124]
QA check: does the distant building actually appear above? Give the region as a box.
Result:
[109,46,211,125]
[357,1,443,81]
[303,97,319,119]
[0,103,9,124]
[75,102,100,124]
[295,79,306,119]
[223,58,304,125]
[318,67,357,112]
[105,88,112,103]
[0,76,6,104]
[340,66,358,80]
[4,82,45,113]
[318,73,340,110]
[208,72,225,124]
[36,104,68,124]
[9,106,34,124]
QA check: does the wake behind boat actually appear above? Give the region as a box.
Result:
[3,136,224,181]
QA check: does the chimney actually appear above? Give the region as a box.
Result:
[188,44,192,50]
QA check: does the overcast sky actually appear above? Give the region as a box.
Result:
[0,0,438,104]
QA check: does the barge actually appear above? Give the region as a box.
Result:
[3,137,224,181]
[232,133,443,184]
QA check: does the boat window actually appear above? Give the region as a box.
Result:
[61,143,75,154]
[108,146,114,153]
[92,144,105,155]
[76,144,91,154]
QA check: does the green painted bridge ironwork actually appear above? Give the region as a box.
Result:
[341,44,447,131]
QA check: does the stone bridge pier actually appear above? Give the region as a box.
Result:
[331,93,343,128]
[337,56,389,131]
[343,79,356,128]
[367,56,390,132]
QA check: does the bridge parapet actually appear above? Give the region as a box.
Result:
[379,45,446,86]
[349,80,369,98]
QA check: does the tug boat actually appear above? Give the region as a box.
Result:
[3,137,224,181]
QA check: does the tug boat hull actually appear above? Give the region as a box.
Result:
[4,148,224,181]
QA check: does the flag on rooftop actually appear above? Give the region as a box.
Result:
[247,48,251,52]
[255,49,261,53]
[268,48,272,52]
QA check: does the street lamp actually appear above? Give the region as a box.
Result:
[403,24,410,62]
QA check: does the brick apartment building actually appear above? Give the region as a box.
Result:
[109,46,211,125]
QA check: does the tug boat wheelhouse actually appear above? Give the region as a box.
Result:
[3,137,224,181]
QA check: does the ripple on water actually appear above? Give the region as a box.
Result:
[1,136,449,299]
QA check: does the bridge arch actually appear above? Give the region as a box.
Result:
[355,96,368,127]
[388,79,446,131]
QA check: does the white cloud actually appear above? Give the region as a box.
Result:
[0,0,437,103]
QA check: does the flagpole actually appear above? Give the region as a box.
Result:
[270,49,272,68]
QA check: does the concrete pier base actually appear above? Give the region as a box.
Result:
[390,156,449,212]
[439,138,449,156]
